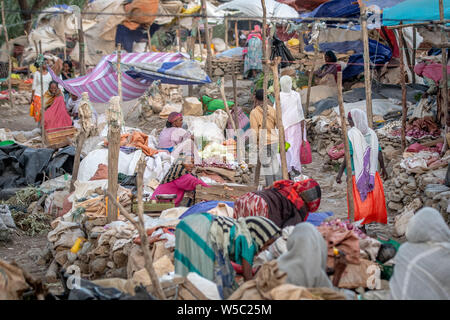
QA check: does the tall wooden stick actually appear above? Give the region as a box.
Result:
[305,38,319,118]
[107,96,121,223]
[399,27,407,151]
[105,189,166,300]
[197,24,203,62]
[147,27,152,52]
[219,77,237,132]
[38,41,45,144]
[439,0,449,154]
[64,34,67,61]
[1,0,12,109]
[201,0,212,76]
[360,3,374,129]
[412,27,416,84]
[177,18,182,53]
[224,16,228,48]
[232,66,239,130]
[117,44,122,102]
[337,71,355,222]
[78,13,86,76]
[70,132,86,193]
[235,21,238,47]
[254,0,269,186]
[272,56,289,180]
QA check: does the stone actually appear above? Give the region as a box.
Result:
[105,267,127,279]
[433,191,450,201]
[390,190,405,203]
[106,261,115,269]
[388,201,403,212]
[73,260,89,274]
[113,250,128,268]
[424,184,450,198]
[55,250,68,266]
[213,68,224,76]
[90,257,107,274]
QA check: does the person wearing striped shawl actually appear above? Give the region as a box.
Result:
[175,214,281,299]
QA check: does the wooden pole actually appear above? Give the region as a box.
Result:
[360,3,374,129]
[147,27,152,52]
[439,0,449,154]
[305,38,319,118]
[232,67,239,129]
[70,132,86,193]
[1,0,12,109]
[177,18,182,53]
[235,21,238,47]
[412,27,416,84]
[78,13,86,76]
[337,71,355,222]
[272,56,289,180]
[38,41,45,144]
[201,0,212,76]
[219,77,237,132]
[224,16,228,48]
[197,25,203,62]
[299,31,304,54]
[399,27,407,151]
[254,0,269,186]
[117,44,122,102]
[64,34,67,61]
[107,96,121,223]
[105,189,166,300]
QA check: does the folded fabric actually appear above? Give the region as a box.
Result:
[104,131,158,156]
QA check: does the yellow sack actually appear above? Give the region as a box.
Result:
[287,38,300,47]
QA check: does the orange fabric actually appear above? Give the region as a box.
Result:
[29,95,42,122]
[348,172,387,225]
[123,0,159,29]
[104,131,159,156]
[90,164,109,181]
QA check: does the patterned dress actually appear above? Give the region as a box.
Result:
[233,192,269,220]
[244,37,263,77]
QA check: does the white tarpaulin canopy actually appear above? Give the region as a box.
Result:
[218,0,299,21]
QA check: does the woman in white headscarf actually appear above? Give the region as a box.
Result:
[336,109,388,228]
[276,75,305,178]
[389,207,450,300]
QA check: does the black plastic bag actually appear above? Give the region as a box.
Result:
[377,243,397,264]
[270,35,295,69]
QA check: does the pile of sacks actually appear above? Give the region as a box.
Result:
[0,91,32,108]
[45,206,179,284]
[147,84,184,116]
[0,128,42,147]
[384,159,450,226]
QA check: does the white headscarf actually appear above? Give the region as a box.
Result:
[280,75,292,93]
[348,109,379,201]
[278,223,333,288]
[390,207,450,300]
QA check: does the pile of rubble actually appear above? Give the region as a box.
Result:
[211,57,244,78]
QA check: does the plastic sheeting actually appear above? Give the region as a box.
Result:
[300,0,360,19]
[332,99,403,117]
[0,144,75,188]
[218,0,299,20]
[382,0,450,26]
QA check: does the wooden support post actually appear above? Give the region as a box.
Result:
[337,71,355,222]
[117,44,122,101]
[201,0,212,76]
[360,4,374,129]
[272,56,289,180]
[305,38,319,118]
[399,27,407,151]
[177,18,182,53]
[70,132,86,193]
[412,27,416,84]
[224,16,228,48]
[299,31,304,54]
[105,186,166,300]
[219,77,237,132]
[38,41,45,144]
[232,67,239,129]
[235,21,238,47]
[254,0,269,186]
[198,25,203,62]
[1,0,12,109]
[78,13,86,76]
[107,96,121,223]
[439,0,449,154]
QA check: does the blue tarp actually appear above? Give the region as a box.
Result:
[382,0,450,26]
[179,201,236,219]
[120,60,212,85]
[342,39,392,80]
[305,40,364,54]
[305,212,334,226]
[300,0,360,19]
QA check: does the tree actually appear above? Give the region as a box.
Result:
[18,0,52,35]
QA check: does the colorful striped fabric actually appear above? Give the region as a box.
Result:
[48,52,189,103]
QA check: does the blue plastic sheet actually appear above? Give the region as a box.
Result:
[300,0,360,19]
[382,0,450,26]
[305,212,334,226]
[179,201,235,219]
[216,47,244,58]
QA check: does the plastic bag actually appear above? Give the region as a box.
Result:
[300,126,312,164]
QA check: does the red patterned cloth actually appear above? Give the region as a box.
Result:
[272,179,321,213]
[233,192,269,220]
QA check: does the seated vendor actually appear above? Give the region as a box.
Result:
[66,93,82,118]
[151,156,210,207]
[233,179,321,228]
[42,81,72,131]
[158,112,201,163]
[314,51,341,85]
